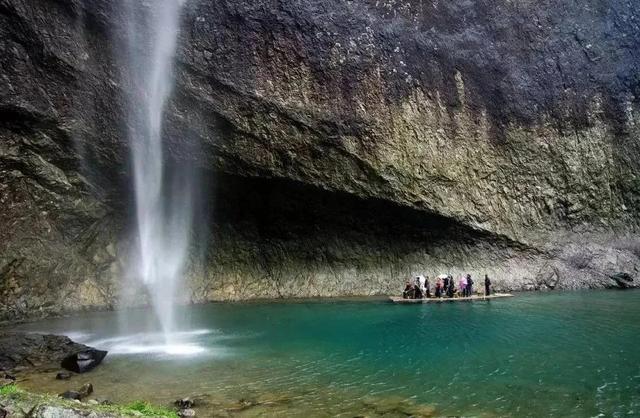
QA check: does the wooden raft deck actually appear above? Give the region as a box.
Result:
[389,293,514,304]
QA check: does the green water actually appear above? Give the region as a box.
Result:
[11,290,640,417]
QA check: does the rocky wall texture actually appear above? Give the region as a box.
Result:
[1,0,639,320]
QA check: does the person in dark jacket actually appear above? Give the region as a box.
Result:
[447,275,455,298]
[403,281,415,299]
[466,274,474,297]
[414,277,424,299]
[484,274,491,296]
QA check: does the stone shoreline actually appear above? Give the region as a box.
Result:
[0,386,178,418]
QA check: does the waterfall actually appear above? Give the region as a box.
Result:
[120,0,191,343]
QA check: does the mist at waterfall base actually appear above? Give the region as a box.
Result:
[117,0,205,355]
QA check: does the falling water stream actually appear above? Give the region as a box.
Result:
[120,0,198,353]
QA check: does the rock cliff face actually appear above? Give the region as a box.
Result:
[1,0,639,320]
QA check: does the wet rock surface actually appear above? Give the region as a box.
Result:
[59,391,83,401]
[0,331,107,378]
[60,383,93,401]
[0,333,93,373]
[58,383,93,401]
[0,0,639,319]
[174,398,195,409]
[57,371,74,380]
[61,350,108,374]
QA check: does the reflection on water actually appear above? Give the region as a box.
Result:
[8,291,640,417]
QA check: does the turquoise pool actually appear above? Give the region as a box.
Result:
[11,290,640,417]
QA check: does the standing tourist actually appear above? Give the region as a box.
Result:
[417,275,427,297]
[447,275,455,298]
[466,274,474,297]
[414,277,424,299]
[403,280,415,299]
[485,274,491,296]
[459,275,467,297]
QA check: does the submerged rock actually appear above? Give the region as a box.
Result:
[61,350,108,374]
[59,391,83,401]
[224,399,259,412]
[56,371,73,380]
[174,398,194,409]
[360,395,436,417]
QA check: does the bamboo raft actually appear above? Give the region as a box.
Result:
[389,293,514,304]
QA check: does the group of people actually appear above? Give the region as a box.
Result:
[402,274,492,299]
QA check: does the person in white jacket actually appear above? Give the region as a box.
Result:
[417,275,428,298]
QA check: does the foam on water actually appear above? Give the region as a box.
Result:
[86,329,213,357]
[106,343,206,356]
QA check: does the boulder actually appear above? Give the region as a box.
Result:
[61,350,108,373]
[178,409,196,417]
[78,383,93,398]
[0,333,92,372]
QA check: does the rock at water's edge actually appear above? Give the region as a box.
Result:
[0,333,91,372]
[60,383,93,401]
[175,398,195,409]
[610,272,634,289]
[61,350,108,374]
